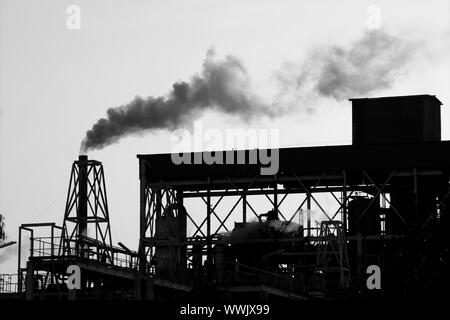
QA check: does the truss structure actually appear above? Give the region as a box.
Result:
[138,147,450,297]
[60,156,113,260]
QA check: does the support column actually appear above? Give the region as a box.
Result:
[413,168,419,226]
[343,171,348,233]
[242,190,247,223]
[138,159,148,274]
[68,288,77,300]
[177,190,187,273]
[25,261,34,300]
[307,194,311,237]
[145,278,154,301]
[18,227,22,293]
[133,277,141,301]
[356,232,363,276]
[133,277,154,301]
[274,181,278,214]
[206,187,212,273]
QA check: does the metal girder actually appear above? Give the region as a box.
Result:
[138,159,449,288]
[193,191,228,236]
[357,170,407,226]
[294,173,333,221]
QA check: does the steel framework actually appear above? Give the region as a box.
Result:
[11,157,140,300]
[60,156,113,260]
[137,144,450,296]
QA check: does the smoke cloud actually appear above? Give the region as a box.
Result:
[81,30,421,151]
[277,30,418,102]
[81,49,273,152]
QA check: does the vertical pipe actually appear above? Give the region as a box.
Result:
[78,155,88,237]
[30,230,34,258]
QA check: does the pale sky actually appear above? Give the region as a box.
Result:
[0,0,449,273]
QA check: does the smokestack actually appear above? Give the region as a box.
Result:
[77,155,88,237]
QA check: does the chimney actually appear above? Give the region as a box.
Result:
[77,155,88,237]
[350,95,442,145]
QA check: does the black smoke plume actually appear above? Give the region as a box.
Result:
[81,49,273,152]
[81,30,420,151]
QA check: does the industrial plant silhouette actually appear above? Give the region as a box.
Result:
[1,94,449,300]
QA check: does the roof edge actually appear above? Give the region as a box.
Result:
[349,94,442,105]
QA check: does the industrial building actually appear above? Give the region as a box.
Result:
[0,94,449,300]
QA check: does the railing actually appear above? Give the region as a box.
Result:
[31,236,57,257]
[0,274,22,294]
[223,262,304,292]
[0,236,140,295]
[149,253,304,293]
[30,236,139,270]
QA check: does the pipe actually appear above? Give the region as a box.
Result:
[78,155,88,237]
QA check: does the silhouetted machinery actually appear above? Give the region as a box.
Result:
[154,204,187,276]
[1,95,449,300]
[139,95,449,299]
[214,210,303,285]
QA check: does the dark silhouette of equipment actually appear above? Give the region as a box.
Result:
[1,94,449,301]
[60,155,113,260]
